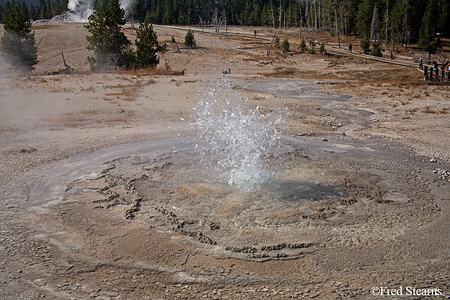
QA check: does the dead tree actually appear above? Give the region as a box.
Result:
[370,5,380,42]
[60,51,75,74]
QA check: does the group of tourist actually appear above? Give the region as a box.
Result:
[419,58,450,70]
[436,61,450,70]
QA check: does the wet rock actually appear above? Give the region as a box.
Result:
[339,197,357,205]
[155,206,177,218]
[19,148,37,154]
[261,242,312,251]
[225,246,257,253]
[208,222,220,230]
[124,198,142,219]
[248,253,269,259]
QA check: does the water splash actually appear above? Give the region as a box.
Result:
[191,79,283,191]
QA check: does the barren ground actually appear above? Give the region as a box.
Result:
[0,23,449,299]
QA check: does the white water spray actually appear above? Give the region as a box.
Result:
[192,79,283,191]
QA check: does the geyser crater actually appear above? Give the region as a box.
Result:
[53,79,440,261]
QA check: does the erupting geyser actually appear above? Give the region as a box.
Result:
[191,79,283,191]
[67,0,135,21]
[67,0,94,22]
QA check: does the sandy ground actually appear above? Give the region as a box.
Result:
[1,23,450,299]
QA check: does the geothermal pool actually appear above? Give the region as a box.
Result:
[20,79,442,263]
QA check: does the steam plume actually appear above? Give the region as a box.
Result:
[67,0,135,22]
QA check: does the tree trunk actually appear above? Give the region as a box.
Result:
[271,0,275,28]
[279,0,282,29]
[299,4,302,38]
[335,4,339,36]
[403,0,409,49]
[314,0,318,30]
[385,0,389,47]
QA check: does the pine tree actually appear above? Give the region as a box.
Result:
[20,1,29,20]
[62,0,69,13]
[51,0,62,17]
[418,0,441,59]
[135,18,162,68]
[370,41,382,56]
[356,0,372,37]
[85,0,131,70]
[319,42,325,53]
[299,39,306,52]
[360,36,370,53]
[0,1,38,73]
[281,38,289,51]
[163,0,174,24]
[30,6,39,20]
[184,29,195,47]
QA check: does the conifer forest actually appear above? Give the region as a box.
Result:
[0,0,449,44]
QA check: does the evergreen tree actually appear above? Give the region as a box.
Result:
[360,36,370,53]
[274,36,280,48]
[39,0,50,19]
[281,38,289,51]
[392,0,405,42]
[319,42,325,53]
[0,1,38,72]
[135,19,162,68]
[443,0,450,36]
[418,0,441,59]
[299,39,306,52]
[85,0,132,70]
[370,41,383,56]
[184,28,195,47]
[356,0,372,37]
[30,6,39,20]
[163,0,174,23]
[62,0,69,12]
[51,0,62,17]
[133,0,147,21]
[46,0,52,17]
[261,3,271,26]
[20,1,29,20]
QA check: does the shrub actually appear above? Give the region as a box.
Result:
[319,42,325,53]
[370,41,382,57]
[274,36,280,48]
[360,36,370,54]
[281,39,290,52]
[299,39,306,52]
[185,29,195,47]
[308,47,316,54]
[120,49,137,69]
[171,36,176,43]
